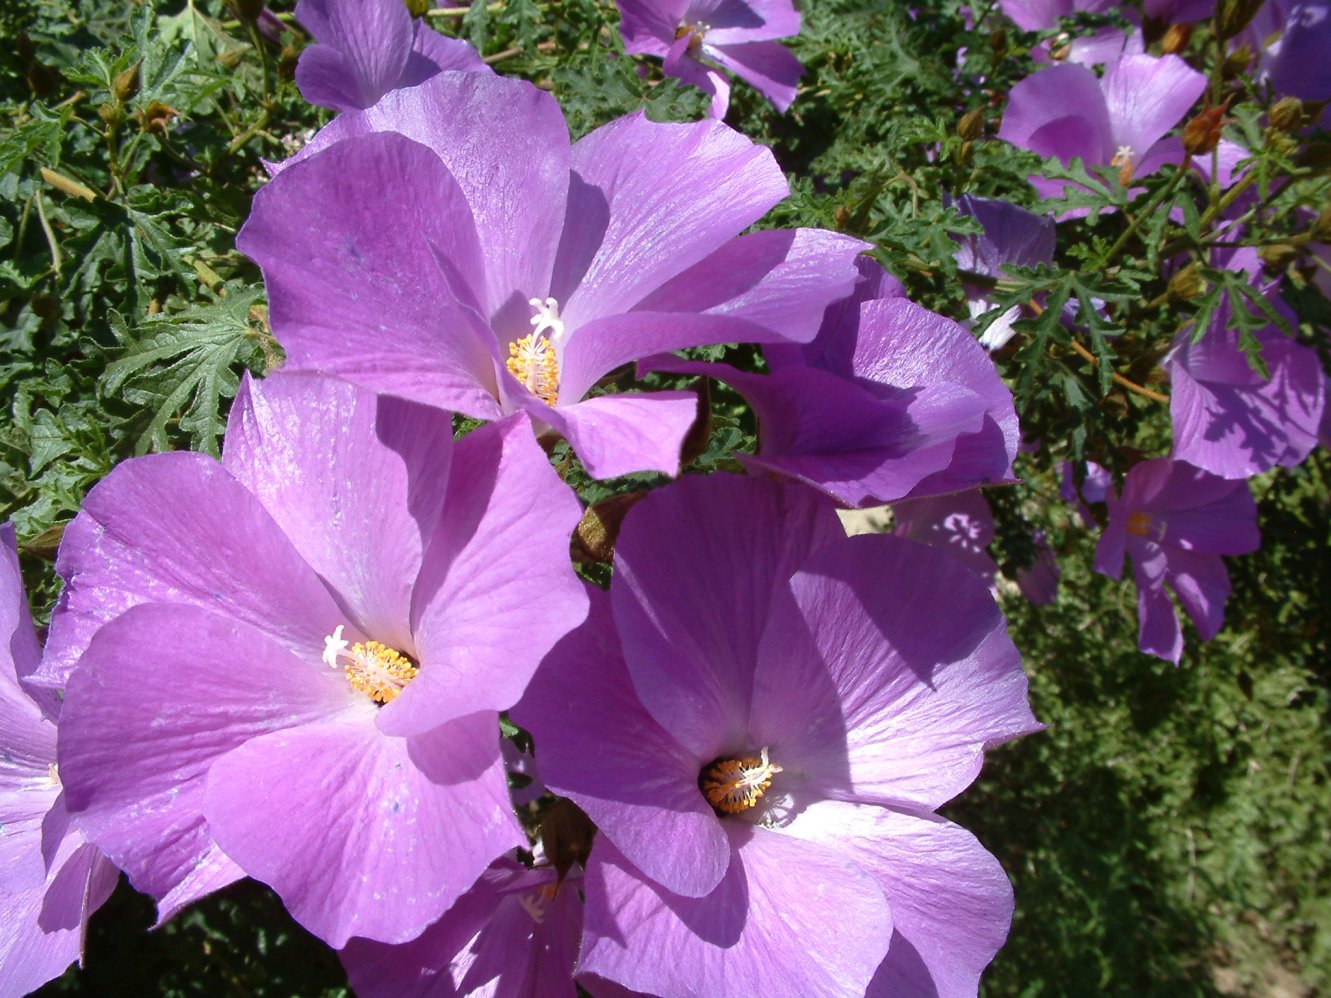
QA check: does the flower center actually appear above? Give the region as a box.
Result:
[674,21,708,50]
[1111,145,1136,186]
[517,882,560,924]
[700,747,782,815]
[323,625,418,704]
[506,297,563,406]
[1126,511,1153,537]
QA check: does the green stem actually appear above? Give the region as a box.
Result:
[1094,160,1192,271]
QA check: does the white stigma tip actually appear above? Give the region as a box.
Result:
[323,625,348,669]
[528,296,566,342]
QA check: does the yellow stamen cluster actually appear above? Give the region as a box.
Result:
[343,640,419,704]
[507,333,560,406]
[1126,511,1153,537]
[701,747,783,815]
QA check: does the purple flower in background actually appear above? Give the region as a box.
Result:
[0,524,119,995]
[1238,0,1331,105]
[295,0,487,112]
[949,194,1055,351]
[45,373,587,947]
[645,260,1019,506]
[891,490,999,585]
[1165,249,1325,479]
[240,73,866,479]
[1060,458,1112,526]
[341,856,583,997]
[517,475,1040,996]
[1016,531,1061,605]
[998,54,1206,210]
[617,0,804,117]
[1143,0,1215,23]
[1094,458,1259,663]
[997,0,1114,32]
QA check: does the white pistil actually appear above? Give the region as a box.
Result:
[323,624,349,669]
[528,296,566,344]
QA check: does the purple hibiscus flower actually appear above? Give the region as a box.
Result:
[515,474,1040,996]
[949,194,1055,352]
[239,72,867,480]
[1094,458,1259,663]
[1165,248,1325,479]
[645,259,1019,506]
[294,0,487,112]
[0,524,119,995]
[996,0,1114,32]
[43,373,587,947]
[1238,0,1331,106]
[341,854,583,997]
[998,53,1206,211]
[617,0,803,118]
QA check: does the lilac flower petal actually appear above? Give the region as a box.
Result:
[634,228,872,344]
[513,588,731,899]
[998,64,1114,165]
[39,452,347,691]
[59,604,352,917]
[288,73,572,324]
[751,534,1038,808]
[0,523,45,701]
[1169,326,1325,479]
[1121,461,1259,554]
[950,195,1055,277]
[660,49,732,118]
[611,475,844,758]
[698,0,801,43]
[0,836,114,996]
[852,299,1019,495]
[892,491,999,584]
[786,801,1014,998]
[238,132,502,419]
[532,391,701,480]
[706,40,803,111]
[222,374,454,651]
[401,23,489,83]
[579,828,893,997]
[1155,546,1231,642]
[342,860,582,998]
[205,712,520,946]
[559,113,787,326]
[644,358,982,506]
[295,0,414,112]
[1133,549,1184,663]
[1101,54,1206,166]
[618,0,690,57]
[391,414,587,736]
[561,310,802,403]
[1266,0,1331,102]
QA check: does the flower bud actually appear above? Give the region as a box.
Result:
[1161,23,1192,54]
[1269,97,1305,133]
[1311,207,1331,243]
[1258,243,1298,270]
[97,100,123,127]
[958,108,985,142]
[1223,45,1253,79]
[1166,264,1204,301]
[404,0,431,15]
[137,100,179,135]
[574,491,649,563]
[1181,101,1230,156]
[112,60,141,103]
[1216,0,1264,39]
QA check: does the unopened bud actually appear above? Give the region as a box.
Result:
[404,0,430,15]
[1258,243,1298,270]
[1181,98,1232,157]
[112,60,141,103]
[958,108,985,142]
[1268,131,1298,157]
[1269,97,1304,132]
[97,100,123,127]
[1223,44,1254,79]
[1166,264,1204,301]
[574,491,648,564]
[216,46,246,70]
[137,100,179,134]
[1312,207,1331,242]
[1216,0,1265,39]
[989,28,1008,57]
[1161,23,1192,54]
[224,0,266,23]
